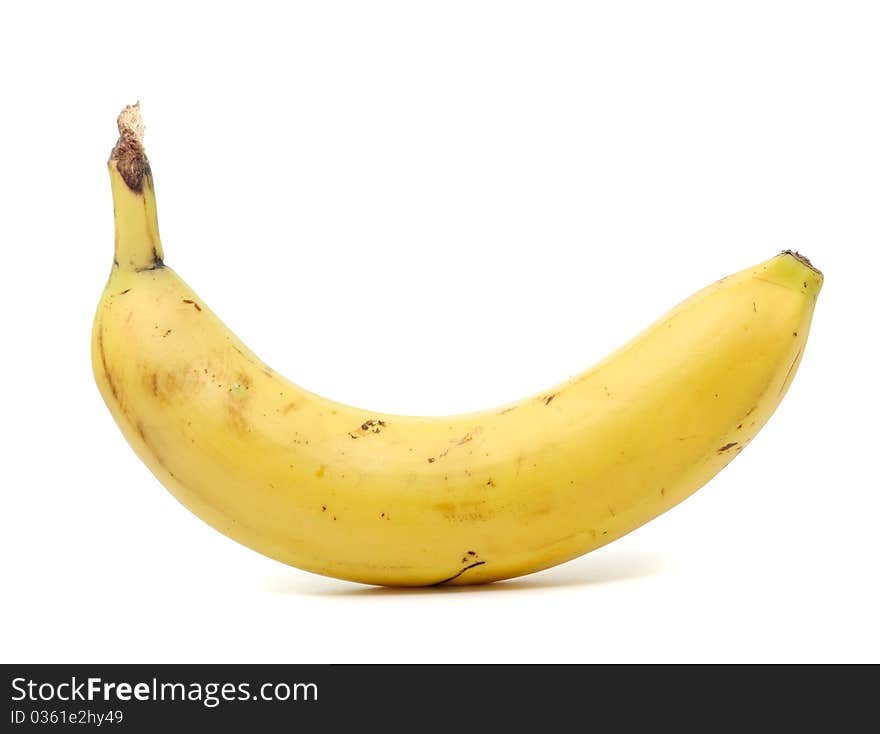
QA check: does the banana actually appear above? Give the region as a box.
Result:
[92,104,823,586]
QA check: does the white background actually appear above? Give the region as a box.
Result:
[1,1,878,663]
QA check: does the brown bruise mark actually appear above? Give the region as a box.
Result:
[542,393,558,406]
[119,289,131,296]
[182,299,202,312]
[321,505,327,512]
[498,406,518,415]
[282,400,302,415]
[456,433,473,446]
[227,408,249,433]
[223,374,254,434]
[433,500,490,523]
[745,405,757,417]
[486,478,496,487]
[753,301,757,313]
[149,372,159,397]
[162,329,171,338]
[717,442,739,454]
[660,488,666,497]
[427,457,436,463]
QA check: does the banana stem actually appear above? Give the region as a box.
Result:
[109,103,164,270]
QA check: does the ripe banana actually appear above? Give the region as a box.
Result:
[93,104,823,586]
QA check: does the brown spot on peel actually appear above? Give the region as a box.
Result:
[352,419,387,437]
[717,442,739,453]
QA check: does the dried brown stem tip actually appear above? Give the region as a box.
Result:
[110,102,149,192]
[781,249,822,275]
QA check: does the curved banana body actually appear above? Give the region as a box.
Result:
[93,107,822,586]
